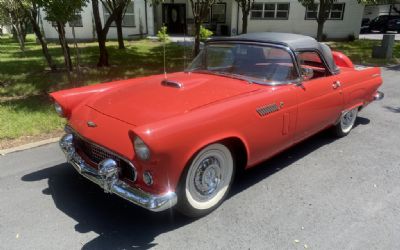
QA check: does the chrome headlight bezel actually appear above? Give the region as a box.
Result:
[54,102,64,117]
[134,136,151,161]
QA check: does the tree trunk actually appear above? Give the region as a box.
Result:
[92,0,113,67]
[316,21,325,42]
[115,16,125,49]
[242,11,249,34]
[9,12,25,53]
[193,21,201,57]
[57,22,73,71]
[30,14,56,71]
[14,24,25,52]
[98,34,109,67]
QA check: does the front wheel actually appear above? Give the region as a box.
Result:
[334,108,358,137]
[176,143,235,217]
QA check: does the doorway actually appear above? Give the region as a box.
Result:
[162,4,186,34]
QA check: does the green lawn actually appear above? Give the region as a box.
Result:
[0,35,187,142]
[329,39,400,65]
[0,35,399,144]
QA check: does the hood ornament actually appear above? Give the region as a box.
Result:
[87,121,97,128]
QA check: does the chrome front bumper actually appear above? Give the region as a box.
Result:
[60,133,177,212]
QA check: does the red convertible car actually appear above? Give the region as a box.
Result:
[51,33,383,217]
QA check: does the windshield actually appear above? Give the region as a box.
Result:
[187,43,298,84]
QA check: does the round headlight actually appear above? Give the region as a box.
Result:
[134,136,151,161]
[54,102,64,117]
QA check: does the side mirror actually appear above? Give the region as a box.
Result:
[301,67,314,81]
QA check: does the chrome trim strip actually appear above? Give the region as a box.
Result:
[59,133,178,212]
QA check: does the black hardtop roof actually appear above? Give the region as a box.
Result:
[208,32,339,74]
[208,32,320,51]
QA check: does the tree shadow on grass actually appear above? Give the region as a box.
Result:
[0,95,54,113]
[19,117,370,249]
[1,41,187,97]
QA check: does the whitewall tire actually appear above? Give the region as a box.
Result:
[334,108,358,137]
[177,143,235,217]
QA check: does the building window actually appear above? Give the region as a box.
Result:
[329,3,345,19]
[211,3,226,23]
[305,3,345,20]
[68,14,83,27]
[104,1,135,27]
[250,3,290,20]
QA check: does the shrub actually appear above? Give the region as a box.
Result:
[348,34,356,42]
[157,26,169,42]
[200,26,213,42]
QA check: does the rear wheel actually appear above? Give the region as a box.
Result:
[176,143,235,217]
[334,108,358,137]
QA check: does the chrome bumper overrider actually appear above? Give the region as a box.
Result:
[374,91,384,101]
[60,133,177,212]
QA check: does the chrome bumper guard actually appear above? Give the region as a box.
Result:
[60,133,177,212]
[374,91,384,101]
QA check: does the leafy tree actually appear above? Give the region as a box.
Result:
[299,0,384,41]
[189,0,218,56]
[298,0,336,42]
[92,0,114,67]
[39,0,88,71]
[235,0,254,34]
[16,0,56,71]
[102,0,132,49]
[0,0,30,52]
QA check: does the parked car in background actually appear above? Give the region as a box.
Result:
[387,17,400,32]
[360,18,370,34]
[369,15,400,33]
[51,33,384,217]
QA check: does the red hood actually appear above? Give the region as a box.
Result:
[85,72,261,126]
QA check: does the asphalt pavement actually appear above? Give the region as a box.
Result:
[1,67,400,250]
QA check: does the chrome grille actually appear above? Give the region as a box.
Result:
[256,103,280,117]
[81,139,119,164]
[73,135,136,182]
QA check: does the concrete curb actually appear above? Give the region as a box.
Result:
[0,137,60,156]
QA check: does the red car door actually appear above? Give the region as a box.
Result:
[294,51,344,142]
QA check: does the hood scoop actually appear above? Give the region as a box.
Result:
[161,79,182,89]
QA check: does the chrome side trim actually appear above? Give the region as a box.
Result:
[60,133,178,212]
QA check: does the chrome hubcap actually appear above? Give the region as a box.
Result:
[194,156,222,197]
[341,109,357,132]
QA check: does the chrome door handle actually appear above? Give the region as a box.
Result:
[332,81,341,89]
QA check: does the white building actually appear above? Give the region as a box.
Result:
[40,0,154,40]
[39,0,365,41]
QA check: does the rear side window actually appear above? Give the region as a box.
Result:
[297,51,329,79]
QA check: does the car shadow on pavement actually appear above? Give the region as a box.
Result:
[21,163,195,249]
[230,116,370,197]
[21,117,369,249]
